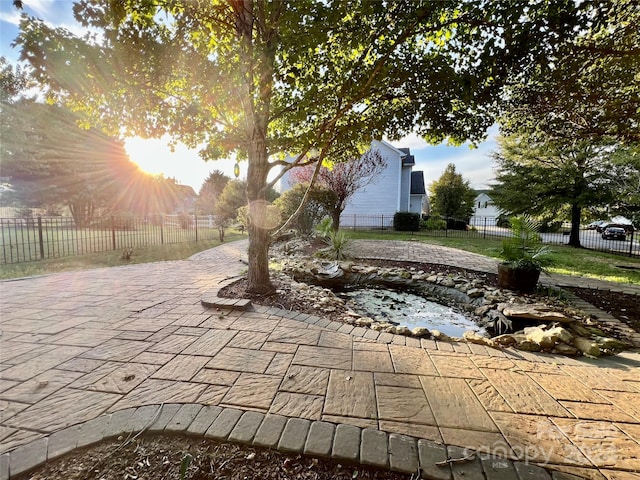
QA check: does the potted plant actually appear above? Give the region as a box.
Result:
[498,215,554,293]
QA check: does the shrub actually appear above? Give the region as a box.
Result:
[445,217,468,231]
[393,212,420,231]
[421,216,447,230]
[315,217,333,237]
[317,230,351,260]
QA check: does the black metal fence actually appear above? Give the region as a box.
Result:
[340,214,640,258]
[3,213,638,265]
[0,214,224,264]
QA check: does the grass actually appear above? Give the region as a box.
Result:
[0,233,245,280]
[349,230,640,286]
[3,227,639,286]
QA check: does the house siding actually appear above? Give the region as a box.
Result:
[341,140,403,226]
[470,192,502,226]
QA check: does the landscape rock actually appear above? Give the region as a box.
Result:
[553,344,579,356]
[466,288,484,298]
[503,304,574,323]
[395,326,412,336]
[573,336,601,357]
[594,336,629,351]
[411,327,431,337]
[463,331,495,347]
[493,334,518,346]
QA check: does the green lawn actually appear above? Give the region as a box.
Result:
[0,233,245,280]
[3,228,639,286]
[349,230,640,286]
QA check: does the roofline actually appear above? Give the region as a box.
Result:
[374,139,407,156]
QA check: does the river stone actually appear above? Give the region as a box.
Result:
[502,304,573,323]
[493,334,517,346]
[395,326,412,336]
[463,331,494,347]
[475,305,492,316]
[573,336,601,357]
[411,327,431,338]
[553,344,579,356]
[466,288,484,298]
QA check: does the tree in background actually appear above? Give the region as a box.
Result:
[274,183,336,235]
[1,57,190,220]
[1,100,139,226]
[291,150,386,231]
[493,0,640,244]
[428,164,476,222]
[491,135,624,246]
[16,1,598,292]
[197,170,230,215]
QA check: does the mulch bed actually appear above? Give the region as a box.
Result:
[17,435,412,480]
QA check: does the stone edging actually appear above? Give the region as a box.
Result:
[0,403,583,480]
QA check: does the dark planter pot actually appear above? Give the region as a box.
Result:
[498,263,541,293]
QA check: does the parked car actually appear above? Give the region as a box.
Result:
[599,223,635,234]
[602,226,627,241]
[586,220,606,230]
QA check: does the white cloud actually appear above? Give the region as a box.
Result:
[23,0,56,18]
[0,10,21,26]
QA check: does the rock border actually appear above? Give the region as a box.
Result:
[1,403,584,480]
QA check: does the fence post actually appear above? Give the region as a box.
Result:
[194,214,198,242]
[483,217,487,239]
[630,230,635,257]
[111,216,117,250]
[160,214,164,245]
[37,215,45,260]
[381,215,384,233]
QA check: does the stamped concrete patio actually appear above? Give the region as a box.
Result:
[1,239,639,479]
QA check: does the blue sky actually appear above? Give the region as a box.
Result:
[0,1,498,193]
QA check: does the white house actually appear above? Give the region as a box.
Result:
[469,190,502,227]
[279,140,427,228]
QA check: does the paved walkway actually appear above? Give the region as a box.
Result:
[1,240,639,479]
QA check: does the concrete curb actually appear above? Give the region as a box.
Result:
[0,403,585,480]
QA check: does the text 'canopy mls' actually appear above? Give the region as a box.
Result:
[15,0,600,293]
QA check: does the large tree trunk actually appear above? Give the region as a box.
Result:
[568,202,582,247]
[246,144,275,294]
[234,0,279,294]
[331,209,341,232]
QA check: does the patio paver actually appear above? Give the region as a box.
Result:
[1,239,639,479]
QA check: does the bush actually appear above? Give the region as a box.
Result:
[393,212,421,231]
[421,216,447,231]
[274,184,335,235]
[445,217,468,231]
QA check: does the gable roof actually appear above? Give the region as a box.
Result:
[411,171,426,195]
[398,147,415,166]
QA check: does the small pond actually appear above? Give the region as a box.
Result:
[339,287,487,338]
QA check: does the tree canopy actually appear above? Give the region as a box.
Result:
[14,0,599,292]
[492,0,640,243]
[428,164,476,221]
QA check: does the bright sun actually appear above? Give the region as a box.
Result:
[123,137,238,191]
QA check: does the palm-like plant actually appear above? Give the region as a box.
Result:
[500,215,554,272]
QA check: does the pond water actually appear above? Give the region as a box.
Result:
[339,287,487,338]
